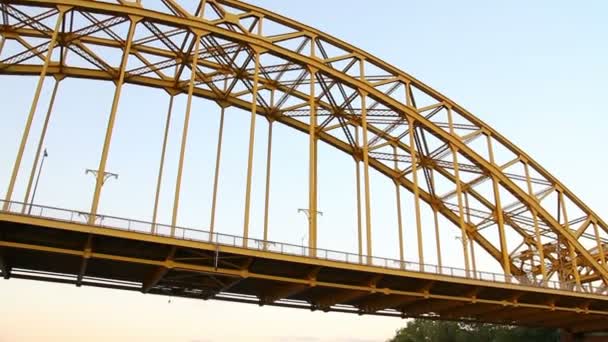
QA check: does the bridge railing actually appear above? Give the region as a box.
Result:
[0,199,604,295]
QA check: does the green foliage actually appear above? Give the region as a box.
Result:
[388,319,560,342]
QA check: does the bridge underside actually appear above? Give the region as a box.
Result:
[0,213,607,334]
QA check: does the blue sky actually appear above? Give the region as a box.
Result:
[1,1,607,341]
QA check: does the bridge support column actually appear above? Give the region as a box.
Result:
[354,127,363,263]
[430,172,443,269]
[89,15,140,224]
[524,162,548,284]
[559,191,583,290]
[450,144,471,276]
[172,31,203,236]
[242,47,261,247]
[22,76,63,214]
[262,120,273,248]
[393,145,405,265]
[4,8,65,211]
[592,222,606,271]
[360,90,373,264]
[209,106,226,239]
[151,95,175,234]
[487,136,511,277]
[308,66,318,256]
[407,117,424,270]
[446,107,471,276]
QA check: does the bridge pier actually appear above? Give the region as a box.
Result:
[560,330,608,342]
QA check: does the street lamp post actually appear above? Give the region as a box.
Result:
[85,168,118,224]
[85,169,119,185]
[297,208,323,256]
[28,148,48,214]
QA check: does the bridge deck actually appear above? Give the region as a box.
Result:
[1,208,607,333]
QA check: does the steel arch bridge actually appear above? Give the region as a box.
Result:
[0,0,607,334]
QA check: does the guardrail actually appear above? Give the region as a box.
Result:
[0,199,605,295]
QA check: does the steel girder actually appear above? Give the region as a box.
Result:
[0,0,607,292]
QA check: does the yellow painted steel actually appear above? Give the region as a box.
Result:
[172,32,202,235]
[486,135,511,276]
[407,117,424,270]
[242,49,260,246]
[152,95,175,233]
[360,91,373,264]
[1,0,608,327]
[4,9,64,211]
[355,127,363,263]
[524,162,549,284]
[22,78,62,212]
[393,145,405,265]
[308,67,318,255]
[451,144,472,277]
[210,106,226,237]
[89,16,139,224]
[263,121,273,246]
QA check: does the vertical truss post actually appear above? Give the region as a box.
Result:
[405,81,413,107]
[151,95,175,233]
[88,15,140,223]
[592,222,608,290]
[452,146,472,277]
[354,127,363,263]
[393,145,405,266]
[262,120,273,247]
[491,174,511,276]
[592,222,606,269]
[0,35,5,58]
[464,193,477,278]
[308,66,318,255]
[360,90,373,264]
[209,106,226,238]
[263,88,275,248]
[407,118,424,270]
[451,144,471,277]
[22,77,63,213]
[524,162,548,284]
[447,106,471,276]
[242,47,261,247]
[4,9,65,211]
[469,236,477,277]
[559,190,582,290]
[487,135,512,276]
[433,202,443,270]
[172,31,202,235]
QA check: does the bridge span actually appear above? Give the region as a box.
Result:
[1,0,608,335]
[1,200,608,333]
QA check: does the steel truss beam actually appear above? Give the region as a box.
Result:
[1,0,608,320]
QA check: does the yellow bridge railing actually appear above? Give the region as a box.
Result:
[0,199,603,295]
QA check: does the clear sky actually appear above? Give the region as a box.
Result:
[1,1,607,341]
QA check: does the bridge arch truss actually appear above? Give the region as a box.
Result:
[1,0,608,330]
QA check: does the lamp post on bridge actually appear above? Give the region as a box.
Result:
[28,148,49,214]
[297,208,323,256]
[85,168,118,224]
[86,169,119,184]
[455,235,474,278]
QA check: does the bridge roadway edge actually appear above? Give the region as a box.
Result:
[0,212,607,333]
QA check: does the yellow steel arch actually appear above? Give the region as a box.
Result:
[1,0,607,292]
